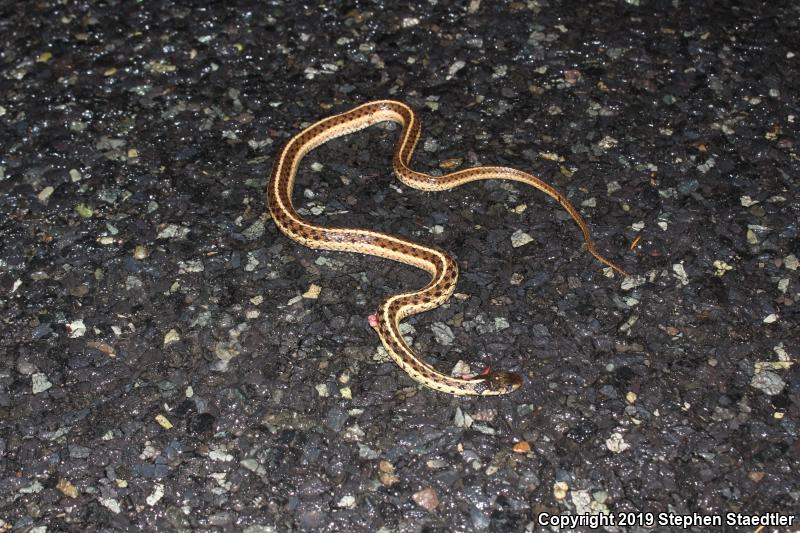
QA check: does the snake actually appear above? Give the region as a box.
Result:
[268,100,628,396]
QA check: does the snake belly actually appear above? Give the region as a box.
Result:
[268,100,627,396]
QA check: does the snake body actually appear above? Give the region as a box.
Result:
[268,100,627,396]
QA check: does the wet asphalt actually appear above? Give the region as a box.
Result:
[0,1,798,531]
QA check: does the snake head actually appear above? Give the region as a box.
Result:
[478,371,523,396]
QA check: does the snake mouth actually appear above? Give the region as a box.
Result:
[479,370,523,395]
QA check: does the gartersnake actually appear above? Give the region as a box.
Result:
[268,100,627,396]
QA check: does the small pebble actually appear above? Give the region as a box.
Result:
[146,483,164,506]
[606,432,630,453]
[155,415,173,429]
[750,371,785,395]
[38,186,54,202]
[163,329,180,346]
[303,284,321,299]
[553,481,569,500]
[412,487,439,511]
[134,245,149,260]
[431,322,454,345]
[31,373,52,394]
[336,495,356,509]
[100,498,122,514]
[67,319,86,339]
[713,260,733,276]
[510,229,534,247]
[512,441,531,453]
[56,478,79,498]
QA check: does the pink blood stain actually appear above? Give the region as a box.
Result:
[367,314,379,329]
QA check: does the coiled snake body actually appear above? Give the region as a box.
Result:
[268,100,627,396]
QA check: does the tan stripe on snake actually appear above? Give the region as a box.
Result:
[268,100,628,396]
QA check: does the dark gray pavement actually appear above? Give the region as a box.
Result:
[1,1,798,531]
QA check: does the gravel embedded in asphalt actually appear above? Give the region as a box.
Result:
[1,1,798,531]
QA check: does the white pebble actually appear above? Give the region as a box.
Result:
[99,498,122,514]
[763,313,778,324]
[672,263,689,285]
[510,229,534,247]
[32,373,53,394]
[337,495,357,509]
[67,319,86,338]
[750,371,785,396]
[146,483,164,506]
[605,432,629,453]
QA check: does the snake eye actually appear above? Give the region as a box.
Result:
[483,371,523,395]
